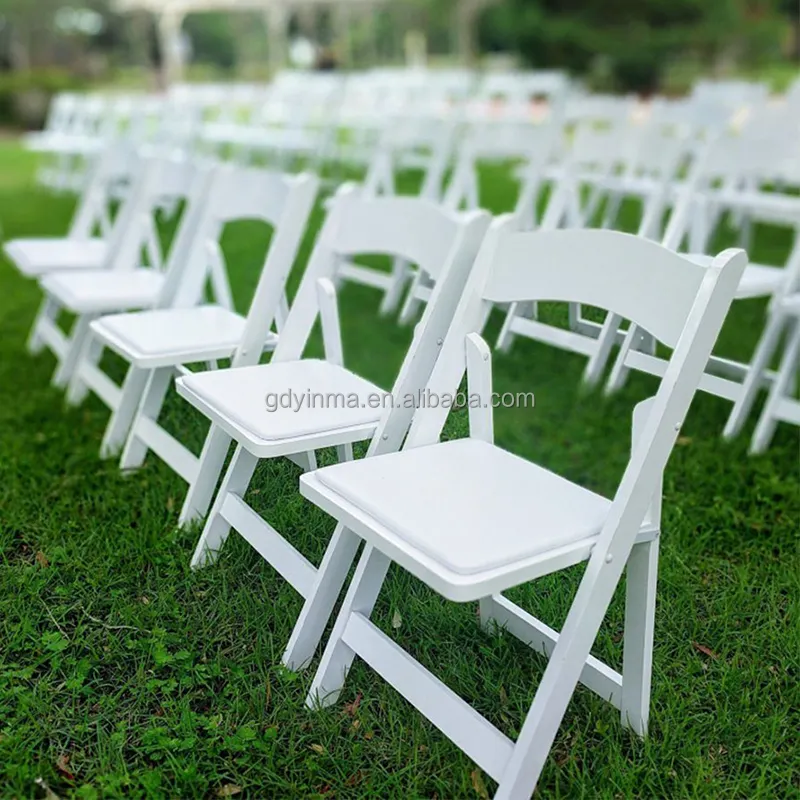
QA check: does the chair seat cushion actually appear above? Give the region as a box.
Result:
[41,268,164,313]
[4,237,107,277]
[685,254,785,299]
[91,305,269,367]
[178,359,386,444]
[315,438,611,577]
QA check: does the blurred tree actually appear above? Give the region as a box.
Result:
[183,12,237,72]
[0,0,114,73]
[485,0,787,92]
[779,0,800,60]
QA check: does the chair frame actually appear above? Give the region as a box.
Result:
[28,156,208,390]
[64,167,318,489]
[604,144,800,442]
[334,116,458,317]
[174,192,490,674]
[300,223,747,799]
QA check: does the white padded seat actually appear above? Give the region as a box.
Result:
[41,269,165,313]
[4,238,107,277]
[91,305,277,369]
[306,438,612,600]
[177,359,387,456]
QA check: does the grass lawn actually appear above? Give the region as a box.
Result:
[0,142,798,799]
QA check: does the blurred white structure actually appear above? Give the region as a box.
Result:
[114,0,389,83]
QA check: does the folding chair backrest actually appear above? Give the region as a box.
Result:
[158,166,319,362]
[104,155,212,276]
[405,226,747,548]
[67,141,140,240]
[443,121,555,212]
[272,190,491,380]
[363,116,456,201]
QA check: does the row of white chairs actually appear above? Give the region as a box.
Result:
[20,71,800,453]
[329,88,800,454]
[30,69,774,195]
[7,143,750,796]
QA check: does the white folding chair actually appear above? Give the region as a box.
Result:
[25,94,110,192]
[172,193,490,667]
[299,224,747,799]
[27,156,211,390]
[722,270,800,453]
[397,119,561,327]
[73,167,317,486]
[605,136,800,436]
[744,293,800,452]
[334,115,458,316]
[492,124,693,362]
[4,142,138,282]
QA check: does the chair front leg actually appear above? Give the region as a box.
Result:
[723,311,787,440]
[65,330,104,407]
[620,536,659,736]
[179,424,233,527]
[306,544,391,708]
[379,257,411,316]
[119,366,173,470]
[100,365,151,459]
[190,444,259,569]
[27,295,59,355]
[398,269,425,326]
[283,523,363,670]
[52,314,93,389]
[583,312,622,387]
[751,319,800,454]
[605,323,638,395]
[496,302,520,353]
[496,552,628,799]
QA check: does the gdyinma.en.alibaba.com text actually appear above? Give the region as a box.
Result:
[264,388,535,413]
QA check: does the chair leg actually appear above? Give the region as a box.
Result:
[287,450,318,472]
[336,443,354,463]
[620,537,659,737]
[496,302,520,353]
[65,331,103,407]
[52,314,92,389]
[27,296,59,355]
[583,313,622,388]
[119,367,173,470]
[99,366,151,459]
[282,523,363,670]
[379,257,410,316]
[495,549,630,799]
[751,320,800,454]
[600,193,622,230]
[306,544,391,707]
[398,270,424,326]
[478,596,496,630]
[723,312,786,440]
[178,424,233,527]
[189,444,259,569]
[605,324,638,395]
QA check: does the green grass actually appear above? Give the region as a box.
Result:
[0,143,798,799]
